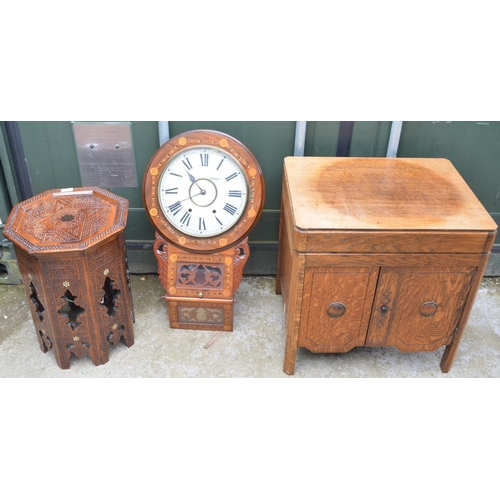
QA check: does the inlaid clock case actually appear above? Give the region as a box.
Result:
[142,129,265,331]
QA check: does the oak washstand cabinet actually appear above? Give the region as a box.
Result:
[276,157,497,375]
[2,187,135,369]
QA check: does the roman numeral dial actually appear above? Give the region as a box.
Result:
[157,145,248,237]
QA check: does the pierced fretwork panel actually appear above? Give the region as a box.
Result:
[177,263,224,289]
[58,289,85,331]
[38,330,52,352]
[107,325,126,346]
[29,282,45,322]
[101,276,121,317]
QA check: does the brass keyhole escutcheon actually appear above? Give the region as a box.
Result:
[420,301,438,317]
[327,302,346,318]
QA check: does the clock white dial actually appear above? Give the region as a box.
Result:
[158,146,248,237]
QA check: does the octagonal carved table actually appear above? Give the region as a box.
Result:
[3,187,135,369]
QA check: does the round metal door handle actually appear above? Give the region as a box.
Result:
[420,301,438,317]
[327,302,346,318]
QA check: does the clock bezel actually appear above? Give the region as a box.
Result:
[143,129,265,253]
[157,143,249,237]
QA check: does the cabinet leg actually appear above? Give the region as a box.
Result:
[440,343,459,373]
[440,324,467,373]
[283,336,297,375]
[441,257,489,373]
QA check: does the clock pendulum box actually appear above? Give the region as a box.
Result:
[142,130,265,332]
[2,187,135,369]
[276,157,497,375]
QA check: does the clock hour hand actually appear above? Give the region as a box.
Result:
[185,169,206,195]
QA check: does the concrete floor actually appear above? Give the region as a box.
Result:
[1,274,500,378]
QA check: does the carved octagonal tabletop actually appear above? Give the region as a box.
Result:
[3,187,129,255]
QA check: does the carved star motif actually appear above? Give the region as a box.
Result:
[73,336,80,341]
[112,324,118,330]
[63,281,70,288]
[103,269,110,275]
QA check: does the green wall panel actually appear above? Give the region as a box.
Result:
[13,120,499,274]
[110,121,160,207]
[398,121,500,243]
[304,121,392,157]
[304,122,341,156]
[350,121,392,157]
[17,121,81,192]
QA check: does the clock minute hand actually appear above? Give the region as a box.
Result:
[178,191,203,204]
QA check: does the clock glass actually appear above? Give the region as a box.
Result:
[157,146,248,237]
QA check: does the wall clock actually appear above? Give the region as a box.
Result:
[142,129,265,331]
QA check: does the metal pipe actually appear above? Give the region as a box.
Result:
[0,127,20,207]
[4,122,34,200]
[386,121,403,158]
[294,121,307,156]
[158,121,170,146]
[337,121,354,157]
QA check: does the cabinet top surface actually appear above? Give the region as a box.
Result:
[2,187,129,254]
[283,157,497,232]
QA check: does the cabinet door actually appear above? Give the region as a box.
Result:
[299,267,379,352]
[366,267,476,351]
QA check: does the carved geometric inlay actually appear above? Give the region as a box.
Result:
[58,289,85,331]
[23,195,110,244]
[100,276,121,317]
[178,264,223,288]
[29,282,45,322]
